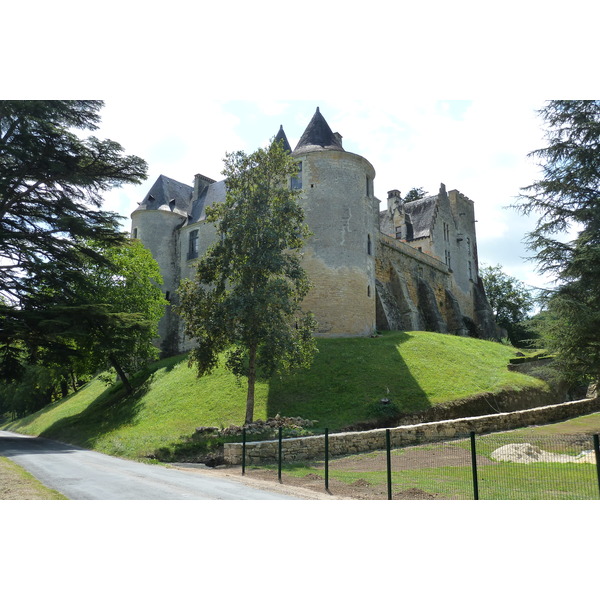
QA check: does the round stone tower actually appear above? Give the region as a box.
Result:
[130,175,193,353]
[290,108,378,336]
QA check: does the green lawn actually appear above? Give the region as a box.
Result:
[320,462,600,500]
[2,332,546,461]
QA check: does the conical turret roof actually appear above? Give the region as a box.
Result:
[294,107,344,153]
[134,175,193,217]
[272,125,292,153]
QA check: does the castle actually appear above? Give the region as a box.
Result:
[131,108,497,355]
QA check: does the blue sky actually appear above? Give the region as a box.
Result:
[96,98,551,289]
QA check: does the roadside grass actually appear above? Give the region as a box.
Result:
[0,456,67,500]
[3,332,546,461]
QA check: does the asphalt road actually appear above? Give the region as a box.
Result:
[0,430,296,500]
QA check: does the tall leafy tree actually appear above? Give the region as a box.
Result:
[177,140,317,424]
[515,100,600,384]
[0,100,147,305]
[480,264,534,346]
[22,240,167,394]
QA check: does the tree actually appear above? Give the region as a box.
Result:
[1,239,166,405]
[0,101,147,306]
[33,240,166,393]
[480,264,535,346]
[177,140,317,424]
[404,187,427,202]
[515,100,600,384]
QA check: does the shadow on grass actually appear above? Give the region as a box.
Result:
[37,380,149,448]
[266,331,430,432]
[37,354,190,449]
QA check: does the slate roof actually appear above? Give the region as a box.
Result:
[403,195,438,239]
[379,194,439,240]
[187,179,227,224]
[135,175,193,217]
[294,107,344,153]
[273,125,292,153]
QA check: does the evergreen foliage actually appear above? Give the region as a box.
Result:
[404,187,427,202]
[0,101,154,409]
[0,241,166,412]
[177,140,317,424]
[0,101,147,305]
[515,100,600,384]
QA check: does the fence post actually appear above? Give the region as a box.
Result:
[386,429,392,500]
[593,434,600,499]
[325,428,329,492]
[241,427,246,475]
[278,426,283,483]
[470,431,479,500]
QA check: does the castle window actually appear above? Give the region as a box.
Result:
[443,222,450,242]
[405,217,414,242]
[132,228,138,239]
[445,250,452,270]
[367,234,372,255]
[291,161,302,190]
[366,176,372,197]
[395,226,403,240]
[188,229,199,260]
[467,237,471,256]
[165,291,170,301]
[367,285,371,297]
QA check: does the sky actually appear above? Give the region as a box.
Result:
[95,98,551,289]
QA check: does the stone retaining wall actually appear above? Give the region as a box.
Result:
[393,385,563,425]
[223,396,600,465]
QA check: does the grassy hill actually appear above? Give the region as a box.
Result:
[2,332,547,461]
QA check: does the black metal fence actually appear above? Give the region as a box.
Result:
[242,427,600,500]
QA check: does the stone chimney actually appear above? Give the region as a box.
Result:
[193,173,216,202]
[387,189,402,213]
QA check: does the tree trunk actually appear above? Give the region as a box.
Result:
[108,353,133,394]
[70,369,79,393]
[245,344,257,424]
